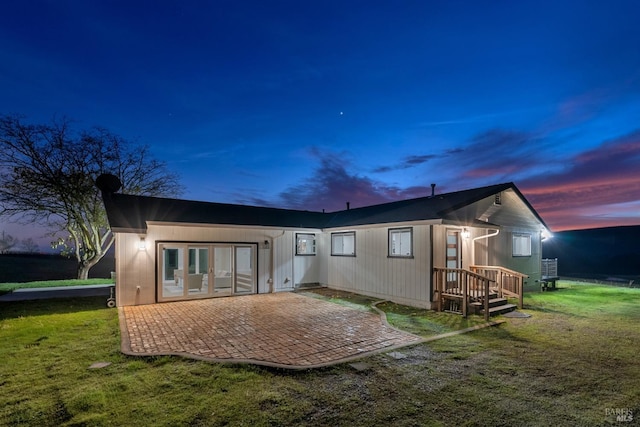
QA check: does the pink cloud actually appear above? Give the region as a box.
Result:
[247,132,640,233]
[521,131,640,230]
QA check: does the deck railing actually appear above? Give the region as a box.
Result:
[433,267,493,321]
[541,258,558,279]
[469,265,528,309]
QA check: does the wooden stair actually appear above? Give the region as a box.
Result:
[470,297,517,317]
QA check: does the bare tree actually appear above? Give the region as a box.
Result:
[0,115,182,279]
[21,237,39,254]
[0,231,17,254]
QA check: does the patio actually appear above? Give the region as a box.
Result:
[119,292,423,369]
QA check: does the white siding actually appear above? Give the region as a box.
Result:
[327,225,432,309]
[115,232,155,307]
[272,231,294,292]
[114,225,322,306]
[114,186,546,307]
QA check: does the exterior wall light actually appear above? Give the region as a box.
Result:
[462,229,470,239]
[139,237,146,250]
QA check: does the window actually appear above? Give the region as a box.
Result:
[512,233,532,257]
[296,233,316,255]
[331,231,355,256]
[389,227,413,257]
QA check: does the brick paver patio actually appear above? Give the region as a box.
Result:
[119,292,423,369]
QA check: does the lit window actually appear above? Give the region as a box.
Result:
[296,233,316,256]
[331,232,355,256]
[512,233,531,257]
[389,227,413,257]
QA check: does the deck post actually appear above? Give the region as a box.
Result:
[518,277,524,309]
[483,277,490,322]
[434,269,442,312]
[462,273,467,318]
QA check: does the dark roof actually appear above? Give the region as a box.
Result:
[102,193,328,233]
[324,182,515,227]
[101,182,549,233]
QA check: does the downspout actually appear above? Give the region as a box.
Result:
[268,230,286,293]
[471,229,500,266]
[429,224,434,303]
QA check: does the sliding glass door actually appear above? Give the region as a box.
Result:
[158,243,257,302]
[213,246,233,295]
[234,246,254,294]
[160,245,185,299]
[186,246,209,296]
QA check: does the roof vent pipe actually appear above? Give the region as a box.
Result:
[346,202,350,210]
[431,183,436,197]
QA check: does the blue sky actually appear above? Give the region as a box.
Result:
[1,0,640,249]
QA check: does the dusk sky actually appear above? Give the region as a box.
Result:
[2,0,640,248]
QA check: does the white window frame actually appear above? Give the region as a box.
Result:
[295,233,316,256]
[512,233,532,257]
[388,227,413,258]
[331,231,356,256]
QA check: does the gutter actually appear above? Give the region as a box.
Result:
[471,229,500,264]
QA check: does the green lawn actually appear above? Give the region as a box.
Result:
[1,281,638,426]
[0,278,114,294]
[300,287,488,337]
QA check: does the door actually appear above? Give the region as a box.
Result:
[159,244,185,299]
[446,230,461,286]
[158,243,257,301]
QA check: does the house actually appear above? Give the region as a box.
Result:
[99,176,552,315]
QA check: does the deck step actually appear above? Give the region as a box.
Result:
[469,297,517,316]
[471,297,508,309]
[483,303,517,316]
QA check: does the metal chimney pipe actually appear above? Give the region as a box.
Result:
[431,183,436,197]
[346,202,350,210]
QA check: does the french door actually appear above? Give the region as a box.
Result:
[158,243,257,302]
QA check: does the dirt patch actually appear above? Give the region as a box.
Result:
[296,287,380,306]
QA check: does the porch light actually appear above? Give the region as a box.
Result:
[139,237,146,250]
[462,228,470,239]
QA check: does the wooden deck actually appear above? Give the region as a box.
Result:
[433,266,528,320]
[540,258,559,291]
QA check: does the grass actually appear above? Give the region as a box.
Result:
[1,281,639,426]
[300,287,488,337]
[0,278,114,294]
